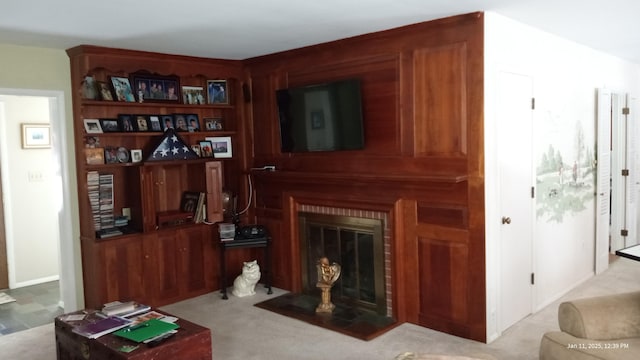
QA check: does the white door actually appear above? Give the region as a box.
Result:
[595,89,611,274]
[498,72,534,331]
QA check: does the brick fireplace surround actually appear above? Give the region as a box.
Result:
[298,204,393,316]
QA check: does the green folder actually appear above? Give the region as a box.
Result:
[113,319,179,342]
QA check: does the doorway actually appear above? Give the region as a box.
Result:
[0,89,78,311]
[497,71,534,332]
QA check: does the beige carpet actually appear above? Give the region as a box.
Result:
[1,257,639,360]
[0,292,16,305]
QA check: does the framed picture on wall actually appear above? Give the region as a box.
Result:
[21,123,51,149]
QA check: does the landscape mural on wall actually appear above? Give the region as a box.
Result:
[536,118,595,223]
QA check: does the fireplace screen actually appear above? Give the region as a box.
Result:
[299,212,386,315]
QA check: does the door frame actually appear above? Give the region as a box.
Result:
[0,88,79,310]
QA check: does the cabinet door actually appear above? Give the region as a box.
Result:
[177,226,212,297]
[99,236,148,306]
[148,231,182,304]
[205,161,224,222]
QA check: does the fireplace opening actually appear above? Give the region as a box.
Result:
[299,212,386,315]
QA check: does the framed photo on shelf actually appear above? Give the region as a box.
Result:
[203,117,223,131]
[148,115,162,132]
[173,114,189,132]
[199,140,214,157]
[109,76,136,102]
[160,115,174,131]
[130,73,181,103]
[206,136,232,158]
[191,144,201,157]
[131,149,143,163]
[21,123,51,149]
[104,146,119,164]
[134,115,150,132]
[97,81,114,101]
[83,119,103,134]
[186,114,200,132]
[207,80,228,104]
[182,86,206,105]
[84,147,104,165]
[99,118,120,132]
[118,114,135,132]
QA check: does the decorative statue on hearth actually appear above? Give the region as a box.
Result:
[316,256,341,313]
[232,260,261,297]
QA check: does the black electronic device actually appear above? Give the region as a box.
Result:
[276,78,364,153]
[239,225,268,239]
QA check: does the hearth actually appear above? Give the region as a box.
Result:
[298,212,386,315]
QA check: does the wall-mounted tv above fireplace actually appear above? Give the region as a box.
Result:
[276,78,364,153]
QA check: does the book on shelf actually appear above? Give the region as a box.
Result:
[72,315,132,339]
[102,301,151,318]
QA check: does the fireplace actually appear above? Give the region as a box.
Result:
[298,212,387,315]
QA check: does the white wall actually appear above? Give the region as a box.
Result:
[0,95,60,286]
[484,11,640,342]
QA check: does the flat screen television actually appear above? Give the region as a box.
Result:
[276,79,364,153]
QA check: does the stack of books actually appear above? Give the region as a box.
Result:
[101,301,151,317]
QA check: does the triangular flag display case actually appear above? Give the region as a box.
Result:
[146,128,199,162]
[67,45,242,309]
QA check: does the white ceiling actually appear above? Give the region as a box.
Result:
[1,0,639,63]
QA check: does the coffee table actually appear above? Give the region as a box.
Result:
[55,309,211,360]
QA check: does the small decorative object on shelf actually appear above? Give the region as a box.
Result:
[84,148,104,165]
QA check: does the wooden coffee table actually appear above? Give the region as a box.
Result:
[55,309,211,360]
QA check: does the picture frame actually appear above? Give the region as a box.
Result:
[173,113,189,132]
[99,118,120,132]
[109,76,136,102]
[97,81,114,101]
[160,115,174,131]
[190,144,201,157]
[206,136,232,158]
[133,115,150,132]
[84,147,104,165]
[21,123,51,149]
[130,73,181,103]
[83,119,103,134]
[104,146,119,164]
[82,76,98,100]
[199,140,214,157]
[118,114,135,132]
[186,114,200,132]
[148,115,162,132]
[131,149,143,163]
[207,80,228,104]
[204,117,223,131]
[182,86,206,105]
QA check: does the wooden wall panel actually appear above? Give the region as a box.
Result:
[413,44,467,156]
[245,12,486,342]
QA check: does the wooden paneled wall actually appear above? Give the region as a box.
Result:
[243,12,485,342]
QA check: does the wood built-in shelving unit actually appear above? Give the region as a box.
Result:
[67,45,246,308]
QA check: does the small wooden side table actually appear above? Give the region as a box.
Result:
[55,309,211,360]
[219,235,273,299]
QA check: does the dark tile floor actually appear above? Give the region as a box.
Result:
[0,280,63,336]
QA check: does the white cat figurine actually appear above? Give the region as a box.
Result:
[232,260,261,297]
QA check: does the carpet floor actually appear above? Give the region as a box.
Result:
[0,256,639,360]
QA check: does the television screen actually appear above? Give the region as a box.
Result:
[276,79,364,153]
